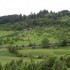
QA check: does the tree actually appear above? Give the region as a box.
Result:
[37,9,49,17]
[8,46,18,54]
[23,15,27,20]
[58,31,68,47]
[4,63,10,70]
[19,14,23,21]
[41,38,49,48]
[11,63,17,70]
[0,63,2,70]
[65,55,70,67]
[40,57,56,70]
[60,39,67,47]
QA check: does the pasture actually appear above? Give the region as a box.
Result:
[0,47,70,65]
[18,47,70,57]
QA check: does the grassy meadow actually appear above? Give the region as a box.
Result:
[0,26,70,66]
[0,47,70,66]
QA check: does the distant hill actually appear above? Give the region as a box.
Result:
[0,10,70,30]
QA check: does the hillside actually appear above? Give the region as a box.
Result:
[0,10,70,47]
[0,10,70,30]
[0,26,69,47]
[0,10,70,70]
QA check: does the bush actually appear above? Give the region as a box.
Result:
[4,63,10,70]
[17,53,23,57]
[40,59,51,70]
[8,46,18,54]
[59,39,67,47]
[0,56,69,70]
[52,59,67,70]
[37,55,43,59]
[65,55,70,67]
[28,43,34,47]
[41,38,49,48]
[22,45,25,47]
[0,63,2,70]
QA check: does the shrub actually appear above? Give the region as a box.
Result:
[65,55,70,67]
[0,63,2,70]
[4,63,10,70]
[28,43,34,47]
[10,60,17,70]
[41,38,49,48]
[52,59,67,70]
[40,59,51,70]
[8,46,18,54]
[37,55,43,59]
[22,45,25,47]
[17,53,23,57]
[59,39,67,47]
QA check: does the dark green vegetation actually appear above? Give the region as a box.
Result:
[1,55,70,70]
[0,10,70,30]
[0,9,70,70]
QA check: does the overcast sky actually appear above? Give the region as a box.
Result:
[0,0,70,16]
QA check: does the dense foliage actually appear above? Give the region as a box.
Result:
[1,55,70,70]
[0,10,70,30]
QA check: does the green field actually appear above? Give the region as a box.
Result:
[0,48,19,65]
[18,47,70,58]
[0,47,70,65]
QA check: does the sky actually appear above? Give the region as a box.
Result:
[0,0,70,16]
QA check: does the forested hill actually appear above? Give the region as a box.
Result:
[0,10,70,30]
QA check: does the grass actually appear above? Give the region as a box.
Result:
[0,47,70,65]
[0,48,15,56]
[0,48,19,65]
[0,48,42,65]
[0,31,14,37]
[18,47,70,58]
[0,56,19,65]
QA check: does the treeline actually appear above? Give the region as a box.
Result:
[0,14,23,24]
[0,55,70,70]
[0,10,70,24]
[0,10,70,30]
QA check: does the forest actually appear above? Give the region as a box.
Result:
[0,10,70,30]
